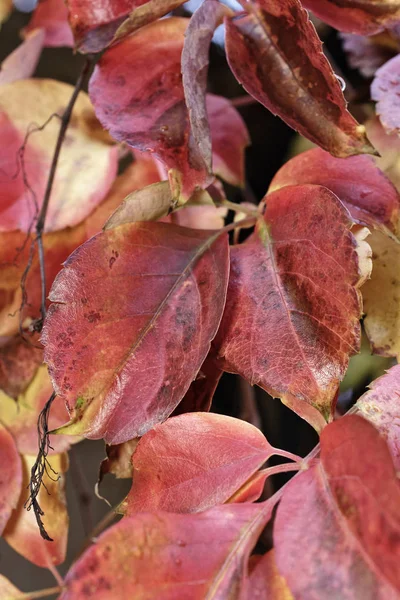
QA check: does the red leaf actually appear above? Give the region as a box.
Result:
[269,147,400,236]
[208,94,250,187]
[42,222,230,444]
[0,365,75,455]
[122,412,279,515]
[0,335,43,398]
[0,424,21,535]
[214,185,365,431]
[182,0,231,174]
[302,0,400,35]
[23,0,73,47]
[0,79,118,233]
[0,29,44,86]
[89,18,212,199]
[224,0,375,158]
[274,415,400,598]
[67,0,186,53]
[356,364,400,470]
[4,453,69,568]
[172,352,222,415]
[371,54,400,135]
[60,502,275,599]
[247,550,293,599]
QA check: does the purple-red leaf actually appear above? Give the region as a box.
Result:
[182,0,231,174]
[214,185,366,431]
[269,147,400,236]
[0,425,21,535]
[89,18,213,200]
[172,352,222,415]
[23,0,73,47]
[274,415,400,599]
[340,32,395,78]
[371,53,400,135]
[42,222,229,444]
[60,502,275,599]
[247,550,293,599]
[356,364,400,470]
[122,412,281,515]
[224,0,375,158]
[302,0,400,35]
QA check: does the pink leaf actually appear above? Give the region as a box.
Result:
[89,18,213,199]
[0,425,21,535]
[247,550,293,599]
[23,0,73,47]
[60,502,276,599]
[224,0,375,158]
[274,415,400,598]
[0,29,44,86]
[172,352,222,415]
[42,222,229,444]
[269,147,400,236]
[371,53,400,135]
[122,412,277,515]
[214,185,365,431]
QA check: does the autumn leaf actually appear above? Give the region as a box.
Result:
[42,222,230,444]
[3,453,69,567]
[98,438,139,485]
[23,0,73,47]
[269,147,400,236]
[302,0,400,35]
[0,365,77,455]
[0,425,22,535]
[247,550,293,600]
[122,412,290,515]
[224,0,375,158]
[89,18,213,199]
[0,78,118,232]
[0,30,45,86]
[214,185,366,432]
[168,202,227,231]
[60,502,276,599]
[366,115,400,193]
[66,0,186,53]
[0,335,43,398]
[274,415,400,598]
[105,181,173,229]
[172,351,223,415]
[182,0,232,175]
[371,54,400,135]
[0,575,25,600]
[340,32,396,78]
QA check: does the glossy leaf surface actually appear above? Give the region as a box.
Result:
[89,18,212,199]
[123,412,277,515]
[0,78,118,232]
[60,502,275,599]
[23,0,73,47]
[4,453,68,568]
[225,0,375,158]
[269,147,400,235]
[303,0,400,35]
[356,365,400,470]
[42,222,229,444]
[0,425,21,535]
[371,54,400,135]
[215,185,365,431]
[275,415,400,599]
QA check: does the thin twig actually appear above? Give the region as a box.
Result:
[230,94,258,108]
[34,57,94,330]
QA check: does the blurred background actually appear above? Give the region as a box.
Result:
[0,2,394,595]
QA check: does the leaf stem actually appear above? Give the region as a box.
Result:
[230,94,258,108]
[274,448,303,463]
[35,57,94,327]
[13,586,62,600]
[263,462,302,478]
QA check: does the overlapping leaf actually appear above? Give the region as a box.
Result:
[0,78,118,232]
[371,54,400,135]
[122,412,289,515]
[274,415,400,598]
[89,18,212,199]
[66,0,186,53]
[247,551,293,599]
[60,502,275,599]
[0,425,21,535]
[42,222,229,444]
[23,0,73,47]
[302,0,400,35]
[0,30,44,86]
[3,453,69,567]
[214,185,367,431]
[355,365,400,470]
[224,0,375,158]
[269,147,400,236]
[172,352,222,415]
